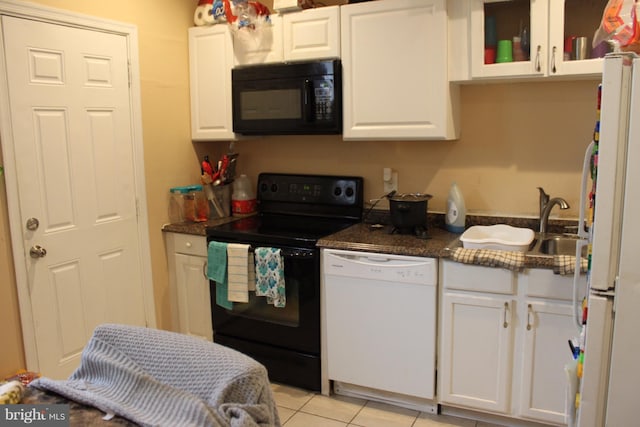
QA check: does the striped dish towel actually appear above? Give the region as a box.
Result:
[254,247,286,308]
[451,247,525,271]
[227,243,250,303]
[553,255,588,275]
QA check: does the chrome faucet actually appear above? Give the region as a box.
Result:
[538,187,570,233]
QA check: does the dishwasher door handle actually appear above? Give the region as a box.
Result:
[326,251,430,268]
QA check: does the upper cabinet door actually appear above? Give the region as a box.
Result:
[547,0,607,77]
[283,6,340,61]
[188,25,237,141]
[341,0,459,141]
[464,0,606,80]
[470,0,548,79]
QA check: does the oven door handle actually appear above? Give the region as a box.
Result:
[249,246,315,259]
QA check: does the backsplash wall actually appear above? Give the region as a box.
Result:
[200,78,599,219]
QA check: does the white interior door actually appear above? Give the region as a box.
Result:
[2,15,150,378]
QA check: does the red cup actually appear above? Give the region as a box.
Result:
[484,47,496,64]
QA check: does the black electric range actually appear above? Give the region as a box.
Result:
[205,173,364,391]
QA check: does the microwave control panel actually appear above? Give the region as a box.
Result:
[314,79,335,121]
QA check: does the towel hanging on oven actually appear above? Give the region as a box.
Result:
[227,243,250,303]
[207,241,233,310]
[254,247,286,308]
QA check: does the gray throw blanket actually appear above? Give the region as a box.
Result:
[30,324,281,427]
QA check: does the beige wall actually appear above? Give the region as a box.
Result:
[0,0,600,378]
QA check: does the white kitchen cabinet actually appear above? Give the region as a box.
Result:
[516,268,585,425]
[439,261,516,414]
[188,25,237,141]
[439,259,586,425]
[166,233,213,341]
[448,0,606,82]
[235,6,340,65]
[341,0,459,141]
[283,6,340,61]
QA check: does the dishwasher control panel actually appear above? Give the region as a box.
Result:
[322,249,437,286]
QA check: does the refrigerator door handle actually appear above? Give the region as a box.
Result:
[573,238,589,329]
[572,140,595,329]
[578,140,595,240]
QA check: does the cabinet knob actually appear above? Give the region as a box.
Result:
[185,241,192,248]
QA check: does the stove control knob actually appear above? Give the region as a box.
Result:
[271,183,278,192]
[345,187,354,198]
[260,183,268,193]
[334,186,342,197]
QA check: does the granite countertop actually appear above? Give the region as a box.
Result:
[317,223,458,258]
[163,212,563,270]
[161,214,254,236]
[317,212,566,270]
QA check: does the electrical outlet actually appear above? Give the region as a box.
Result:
[383,168,398,193]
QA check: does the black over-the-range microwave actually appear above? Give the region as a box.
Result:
[231,59,342,135]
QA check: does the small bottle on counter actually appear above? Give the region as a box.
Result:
[445,182,466,233]
[232,174,257,215]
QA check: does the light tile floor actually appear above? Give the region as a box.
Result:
[271,383,505,427]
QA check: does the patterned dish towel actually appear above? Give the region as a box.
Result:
[553,255,589,275]
[451,247,525,271]
[254,247,286,308]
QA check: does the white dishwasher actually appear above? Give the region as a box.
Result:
[322,248,438,406]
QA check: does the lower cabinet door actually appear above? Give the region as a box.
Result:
[439,292,514,414]
[175,253,213,341]
[518,300,575,425]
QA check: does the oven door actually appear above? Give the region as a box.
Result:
[211,244,320,355]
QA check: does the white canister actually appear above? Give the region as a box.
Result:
[232,174,257,214]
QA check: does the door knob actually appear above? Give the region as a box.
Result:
[29,245,47,258]
[26,217,40,231]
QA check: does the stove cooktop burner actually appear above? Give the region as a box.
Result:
[207,213,358,248]
[389,225,430,240]
[207,173,364,248]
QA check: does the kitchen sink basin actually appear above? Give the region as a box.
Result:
[528,234,587,257]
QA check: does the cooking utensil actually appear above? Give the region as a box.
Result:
[388,193,432,229]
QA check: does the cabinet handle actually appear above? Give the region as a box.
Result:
[202,261,208,280]
[551,46,557,73]
[535,45,542,72]
[503,302,509,328]
[527,303,534,331]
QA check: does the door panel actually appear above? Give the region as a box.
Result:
[2,15,147,378]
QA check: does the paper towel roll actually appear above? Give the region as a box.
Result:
[194,4,214,26]
[194,5,206,26]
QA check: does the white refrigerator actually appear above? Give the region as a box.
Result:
[575,53,640,427]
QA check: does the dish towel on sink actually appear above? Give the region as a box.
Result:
[553,255,589,275]
[207,241,233,310]
[227,243,250,303]
[254,247,286,308]
[450,247,525,271]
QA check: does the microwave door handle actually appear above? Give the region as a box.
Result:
[303,79,315,122]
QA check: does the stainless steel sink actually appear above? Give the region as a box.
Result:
[528,233,587,257]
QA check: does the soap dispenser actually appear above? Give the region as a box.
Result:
[445,182,466,233]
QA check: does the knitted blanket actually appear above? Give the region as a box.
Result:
[30,324,280,427]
